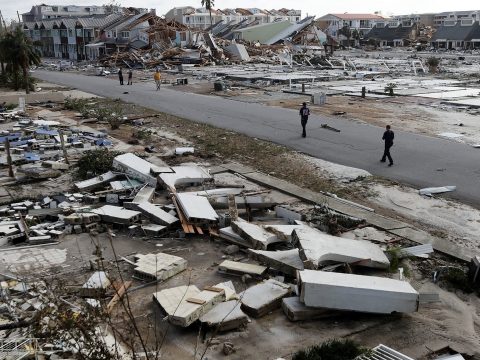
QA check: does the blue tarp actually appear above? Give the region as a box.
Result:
[35,128,59,136]
[0,133,22,143]
[24,152,40,161]
[95,139,112,146]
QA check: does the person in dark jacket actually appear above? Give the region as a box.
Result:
[381,125,394,166]
[299,102,310,138]
[118,68,124,85]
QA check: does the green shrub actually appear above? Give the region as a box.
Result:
[443,267,475,294]
[76,148,122,179]
[64,96,89,112]
[292,339,370,360]
[426,57,440,69]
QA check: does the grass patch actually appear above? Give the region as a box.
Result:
[292,339,370,360]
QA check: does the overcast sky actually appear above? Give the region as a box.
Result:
[1,0,479,23]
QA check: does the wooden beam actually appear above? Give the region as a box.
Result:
[107,281,132,314]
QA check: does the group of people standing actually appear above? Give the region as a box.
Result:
[117,68,133,85]
[117,68,162,90]
[299,102,395,166]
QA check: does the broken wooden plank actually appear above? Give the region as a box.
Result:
[107,281,132,314]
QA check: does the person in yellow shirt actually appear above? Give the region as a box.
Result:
[154,69,161,90]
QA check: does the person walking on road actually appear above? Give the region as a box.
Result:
[381,124,394,166]
[154,69,161,90]
[127,69,133,85]
[118,68,124,85]
[299,102,310,138]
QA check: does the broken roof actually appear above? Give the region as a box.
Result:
[431,21,480,41]
[365,23,417,42]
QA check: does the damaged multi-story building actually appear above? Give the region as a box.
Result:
[164,6,302,30]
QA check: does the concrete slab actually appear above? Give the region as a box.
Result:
[200,300,248,331]
[132,186,155,203]
[218,260,267,277]
[231,221,283,249]
[153,285,225,327]
[389,227,477,262]
[340,227,393,243]
[158,166,212,190]
[81,271,110,297]
[217,226,252,247]
[217,165,475,263]
[298,270,419,314]
[213,281,238,301]
[248,249,304,276]
[240,279,291,318]
[141,224,167,236]
[130,202,178,226]
[175,193,218,223]
[0,248,67,273]
[264,224,304,242]
[113,153,157,187]
[133,253,187,281]
[74,171,117,191]
[282,296,333,322]
[293,226,390,269]
[92,205,141,225]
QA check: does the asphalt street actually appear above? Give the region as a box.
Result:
[34,70,480,207]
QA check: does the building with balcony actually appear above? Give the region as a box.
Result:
[164,7,302,30]
[22,13,123,60]
[433,10,480,26]
[431,19,480,49]
[391,14,435,27]
[22,5,111,22]
[317,13,386,41]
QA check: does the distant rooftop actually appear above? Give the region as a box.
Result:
[329,13,385,20]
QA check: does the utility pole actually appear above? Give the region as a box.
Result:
[58,130,70,164]
[4,140,14,178]
[17,11,21,23]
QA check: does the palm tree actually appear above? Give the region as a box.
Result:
[201,0,215,28]
[7,26,41,93]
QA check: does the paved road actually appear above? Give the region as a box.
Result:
[35,70,480,207]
